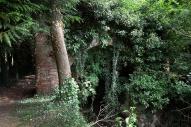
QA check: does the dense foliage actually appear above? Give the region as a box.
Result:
[1,0,191,126]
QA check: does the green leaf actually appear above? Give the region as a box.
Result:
[3,33,12,46]
[11,30,20,39]
[8,31,16,42]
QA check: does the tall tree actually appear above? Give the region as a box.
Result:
[50,0,71,87]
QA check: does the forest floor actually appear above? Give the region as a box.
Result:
[0,75,35,127]
[0,87,23,127]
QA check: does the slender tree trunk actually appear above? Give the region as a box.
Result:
[35,32,58,94]
[1,60,9,87]
[110,47,119,107]
[51,0,71,86]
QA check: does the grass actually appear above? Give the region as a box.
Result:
[15,95,88,127]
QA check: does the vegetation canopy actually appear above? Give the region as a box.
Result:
[0,0,191,127]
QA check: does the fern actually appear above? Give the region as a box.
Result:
[3,33,11,46]
[0,0,41,47]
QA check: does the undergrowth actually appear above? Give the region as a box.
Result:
[16,95,88,127]
[16,78,88,127]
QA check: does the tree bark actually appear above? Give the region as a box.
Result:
[51,0,71,86]
[35,32,58,94]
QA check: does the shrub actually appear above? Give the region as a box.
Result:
[127,72,169,109]
[17,78,88,127]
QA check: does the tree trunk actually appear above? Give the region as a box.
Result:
[51,0,71,86]
[1,60,9,87]
[35,32,58,94]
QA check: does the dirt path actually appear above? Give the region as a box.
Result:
[0,94,20,127]
[0,75,36,127]
[0,87,23,127]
